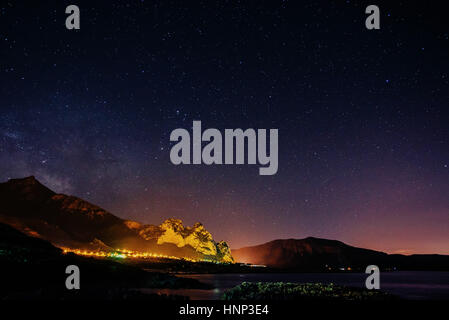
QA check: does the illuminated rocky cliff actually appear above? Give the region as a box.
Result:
[124,218,234,263]
[0,176,234,263]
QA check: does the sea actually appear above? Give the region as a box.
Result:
[143,271,449,300]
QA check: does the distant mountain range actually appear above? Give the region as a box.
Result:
[232,238,449,271]
[1,176,448,271]
[0,176,233,263]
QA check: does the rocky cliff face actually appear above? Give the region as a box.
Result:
[123,218,234,262]
[0,176,234,263]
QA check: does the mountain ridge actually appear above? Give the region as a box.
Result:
[0,176,233,263]
[1,176,447,270]
[232,237,449,270]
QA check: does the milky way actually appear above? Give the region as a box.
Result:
[0,1,448,253]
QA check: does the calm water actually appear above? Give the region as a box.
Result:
[145,271,449,300]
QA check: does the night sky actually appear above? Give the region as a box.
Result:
[1,1,448,254]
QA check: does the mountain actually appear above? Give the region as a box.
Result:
[0,176,233,263]
[0,220,62,260]
[232,238,449,271]
[0,221,211,299]
[2,176,446,270]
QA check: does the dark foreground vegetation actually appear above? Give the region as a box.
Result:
[223,282,396,301]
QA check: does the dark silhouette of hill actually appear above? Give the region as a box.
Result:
[232,238,449,271]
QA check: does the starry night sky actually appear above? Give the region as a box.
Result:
[1,1,448,253]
